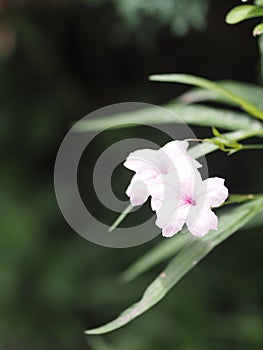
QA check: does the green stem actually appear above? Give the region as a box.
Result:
[201,128,263,147]
[189,128,263,159]
[108,204,134,232]
[241,144,263,150]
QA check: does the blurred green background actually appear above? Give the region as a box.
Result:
[1,0,263,349]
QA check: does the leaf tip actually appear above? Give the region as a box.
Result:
[253,23,263,37]
[84,328,101,336]
[149,74,161,81]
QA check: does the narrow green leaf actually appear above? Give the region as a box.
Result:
[108,204,133,232]
[212,127,222,138]
[120,194,261,284]
[85,197,263,335]
[243,210,263,230]
[120,232,191,283]
[149,74,263,121]
[178,80,263,112]
[225,5,263,25]
[256,0,263,7]
[223,194,255,205]
[75,102,260,132]
[178,80,263,109]
[253,22,263,36]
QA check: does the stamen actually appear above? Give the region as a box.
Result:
[184,196,196,206]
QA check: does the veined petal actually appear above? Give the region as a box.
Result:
[124,149,159,174]
[186,204,218,237]
[161,140,188,159]
[156,203,191,237]
[197,177,229,208]
[162,140,202,170]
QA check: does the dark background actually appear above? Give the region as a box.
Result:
[1,0,263,349]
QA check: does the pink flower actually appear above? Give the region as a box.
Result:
[124,140,228,238]
[155,174,228,237]
[124,141,201,206]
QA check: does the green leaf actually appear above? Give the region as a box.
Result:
[223,194,256,205]
[149,74,263,121]
[75,102,260,132]
[204,130,245,155]
[179,80,263,112]
[253,22,263,36]
[256,0,263,7]
[212,127,224,138]
[120,194,260,284]
[120,232,191,283]
[225,5,263,25]
[108,204,133,232]
[85,196,263,335]
[243,210,263,230]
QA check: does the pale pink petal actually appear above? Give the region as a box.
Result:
[151,197,162,212]
[148,170,181,211]
[197,177,228,208]
[149,180,169,212]
[186,204,218,237]
[179,172,202,201]
[126,178,149,206]
[123,149,159,174]
[156,203,191,237]
[149,170,199,213]
[162,140,189,157]
[162,140,202,170]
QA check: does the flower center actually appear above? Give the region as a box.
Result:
[183,196,196,206]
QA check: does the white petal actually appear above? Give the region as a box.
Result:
[126,178,149,206]
[124,149,159,174]
[186,204,218,237]
[197,177,229,208]
[162,140,202,167]
[161,141,202,177]
[162,140,189,158]
[151,197,162,212]
[156,202,190,237]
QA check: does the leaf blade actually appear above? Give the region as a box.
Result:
[85,197,263,335]
[75,102,260,132]
[225,5,263,25]
[120,194,259,283]
[178,80,263,112]
[120,232,191,283]
[149,74,263,121]
[253,22,263,36]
